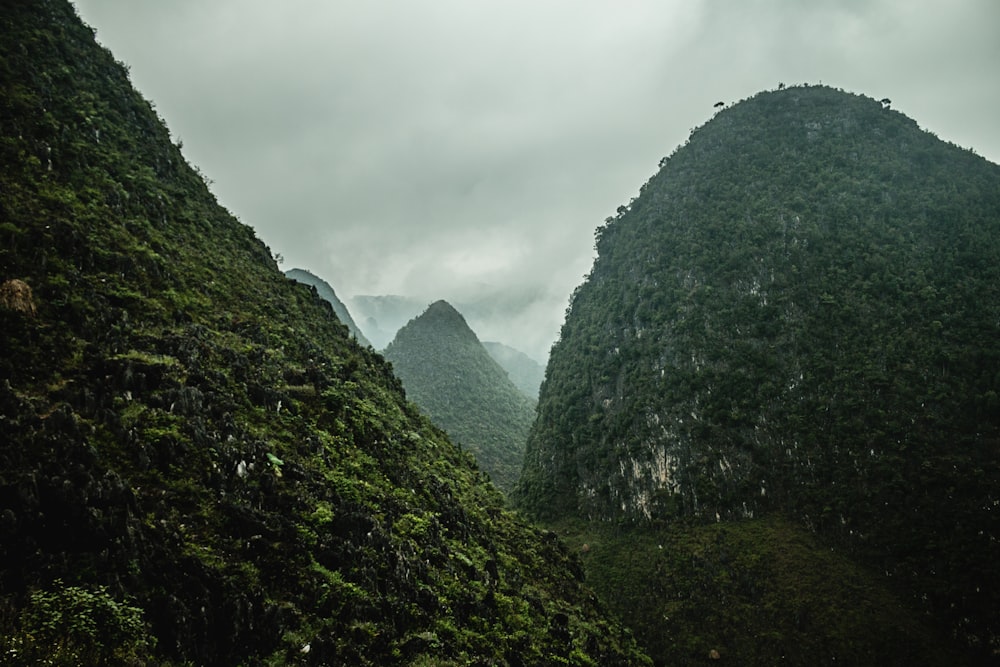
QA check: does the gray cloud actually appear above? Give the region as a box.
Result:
[73,1,1000,362]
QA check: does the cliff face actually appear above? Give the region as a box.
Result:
[384,301,535,493]
[516,85,1000,656]
[0,4,649,665]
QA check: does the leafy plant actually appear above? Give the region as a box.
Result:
[4,581,152,665]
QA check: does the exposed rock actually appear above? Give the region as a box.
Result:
[0,279,36,317]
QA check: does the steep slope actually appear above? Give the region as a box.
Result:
[285,267,372,347]
[0,4,650,665]
[516,85,1000,663]
[384,301,536,494]
[483,341,545,399]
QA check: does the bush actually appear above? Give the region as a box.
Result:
[3,580,153,666]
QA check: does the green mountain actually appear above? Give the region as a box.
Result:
[0,4,650,665]
[384,301,536,494]
[285,267,372,348]
[515,85,1000,664]
[350,289,552,365]
[483,341,545,400]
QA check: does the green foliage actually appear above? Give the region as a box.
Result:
[555,517,961,666]
[384,300,537,493]
[516,84,1000,662]
[3,581,153,665]
[0,3,649,665]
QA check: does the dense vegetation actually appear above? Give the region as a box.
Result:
[552,516,957,666]
[285,267,372,348]
[0,3,650,664]
[483,341,545,400]
[384,301,536,494]
[516,85,1000,664]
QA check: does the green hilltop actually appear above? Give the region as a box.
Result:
[0,3,649,665]
[516,85,1000,665]
[384,301,536,494]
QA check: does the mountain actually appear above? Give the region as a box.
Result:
[384,301,536,494]
[349,289,555,365]
[516,85,1000,664]
[483,341,545,399]
[348,294,426,350]
[285,267,372,347]
[0,4,651,665]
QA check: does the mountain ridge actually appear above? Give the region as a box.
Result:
[516,84,1000,664]
[285,267,372,347]
[483,341,544,399]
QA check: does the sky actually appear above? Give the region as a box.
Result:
[72,0,1000,363]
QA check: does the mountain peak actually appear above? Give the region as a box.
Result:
[421,299,469,325]
[385,301,535,493]
[516,84,1000,661]
[388,299,480,348]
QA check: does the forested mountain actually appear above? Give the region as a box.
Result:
[483,341,545,399]
[384,302,536,494]
[0,4,650,665]
[515,85,1000,664]
[285,267,371,347]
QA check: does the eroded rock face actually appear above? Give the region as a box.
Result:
[0,279,37,317]
[516,85,1000,653]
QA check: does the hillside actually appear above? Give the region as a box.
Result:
[515,85,1000,664]
[285,267,372,347]
[0,4,650,665]
[483,341,545,399]
[384,302,536,494]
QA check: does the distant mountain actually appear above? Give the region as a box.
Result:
[0,4,651,665]
[482,341,544,399]
[516,85,1000,664]
[384,301,536,493]
[285,268,371,347]
[348,294,425,350]
[349,290,556,364]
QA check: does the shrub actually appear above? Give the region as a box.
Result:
[4,580,153,666]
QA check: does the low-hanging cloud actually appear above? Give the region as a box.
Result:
[74,0,1000,362]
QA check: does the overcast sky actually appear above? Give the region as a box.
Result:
[72,1,1000,362]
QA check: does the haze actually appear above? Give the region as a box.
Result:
[71,1,1000,363]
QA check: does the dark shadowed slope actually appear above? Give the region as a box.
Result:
[0,4,650,665]
[516,85,1000,665]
